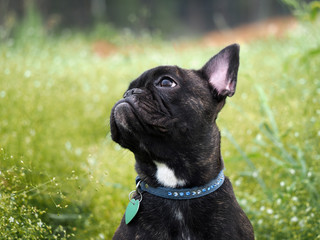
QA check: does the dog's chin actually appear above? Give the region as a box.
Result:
[113,102,133,129]
[110,101,141,145]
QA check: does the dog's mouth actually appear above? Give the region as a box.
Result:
[110,96,175,148]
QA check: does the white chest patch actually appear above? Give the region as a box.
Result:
[175,210,183,221]
[154,161,186,188]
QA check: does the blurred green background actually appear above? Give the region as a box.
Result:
[0,0,320,239]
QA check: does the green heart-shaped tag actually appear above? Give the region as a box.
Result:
[125,199,140,224]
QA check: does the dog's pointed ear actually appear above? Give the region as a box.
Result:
[201,44,240,97]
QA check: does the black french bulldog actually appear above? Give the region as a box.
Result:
[110,44,254,239]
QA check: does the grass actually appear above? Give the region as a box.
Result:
[1,19,320,239]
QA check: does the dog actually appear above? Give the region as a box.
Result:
[110,44,254,239]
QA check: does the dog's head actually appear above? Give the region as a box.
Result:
[110,44,239,180]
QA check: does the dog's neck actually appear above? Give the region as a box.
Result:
[135,127,224,188]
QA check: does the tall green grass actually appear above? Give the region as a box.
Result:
[1,13,320,240]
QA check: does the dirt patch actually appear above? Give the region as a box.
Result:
[202,16,297,47]
[92,40,118,57]
[92,16,297,57]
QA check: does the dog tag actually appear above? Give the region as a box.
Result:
[125,199,140,224]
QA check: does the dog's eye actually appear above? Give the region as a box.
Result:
[158,78,177,88]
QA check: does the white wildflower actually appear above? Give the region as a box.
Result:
[37,220,43,227]
[256,134,262,141]
[299,220,305,227]
[298,78,306,85]
[235,179,241,186]
[24,70,32,78]
[65,141,72,151]
[291,216,298,222]
[240,199,247,206]
[0,91,5,98]
[9,217,14,223]
[75,148,82,156]
[267,208,273,214]
[276,198,282,205]
[87,155,96,166]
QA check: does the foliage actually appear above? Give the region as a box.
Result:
[0,0,290,38]
[282,0,320,22]
[1,10,320,240]
[0,150,66,239]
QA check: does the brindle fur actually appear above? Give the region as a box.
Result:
[110,44,254,240]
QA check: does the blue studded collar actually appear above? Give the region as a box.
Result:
[136,170,225,200]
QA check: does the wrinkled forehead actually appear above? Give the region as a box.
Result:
[128,65,186,89]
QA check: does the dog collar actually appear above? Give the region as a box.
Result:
[136,170,225,200]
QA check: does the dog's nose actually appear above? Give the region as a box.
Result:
[123,88,144,98]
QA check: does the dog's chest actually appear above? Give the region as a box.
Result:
[138,199,212,240]
[174,209,191,240]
